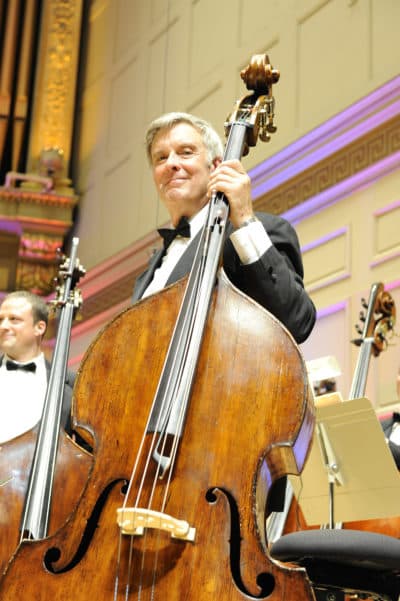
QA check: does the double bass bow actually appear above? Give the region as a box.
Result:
[0,55,316,600]
[0,238,91,574]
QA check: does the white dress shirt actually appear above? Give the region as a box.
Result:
[143,206,272,298]
[0,353,48,443]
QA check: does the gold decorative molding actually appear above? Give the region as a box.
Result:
[0,185,77,294]
[253,114,400,215]
[0,0,84,297]
[16,260,59,296]
[0,230,20,291]
[26,0,84,194]
[0,186,77,212]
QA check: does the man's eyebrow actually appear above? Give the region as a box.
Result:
[151,147,166,158]
[177,142,197,149]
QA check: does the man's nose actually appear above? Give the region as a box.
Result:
[165,151,180,167]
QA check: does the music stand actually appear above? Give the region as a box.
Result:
[289,397,400,527]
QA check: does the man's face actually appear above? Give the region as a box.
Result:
[0,297,45,361]
[150,122,218,223]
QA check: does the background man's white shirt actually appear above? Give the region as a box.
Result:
[0,353,47,443]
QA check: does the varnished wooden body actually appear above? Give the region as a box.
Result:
[0,428,92,576]
[0,271,316,600]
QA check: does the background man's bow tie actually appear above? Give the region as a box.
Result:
[5,360,36,372]
[158,216,191,250]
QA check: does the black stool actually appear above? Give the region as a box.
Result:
[270,528,400,601]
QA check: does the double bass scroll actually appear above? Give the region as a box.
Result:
[349,282,396,399]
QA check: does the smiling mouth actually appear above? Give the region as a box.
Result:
[167,178,187,186]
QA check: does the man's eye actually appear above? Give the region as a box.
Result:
[181,149,193,156]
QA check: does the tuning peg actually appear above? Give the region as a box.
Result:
[355,324,363,335]
[359,311,365,322]
[361,298,368,309]
[259,129,271,143]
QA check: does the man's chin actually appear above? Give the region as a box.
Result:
[0,342,14,352]
[165,186,186,199]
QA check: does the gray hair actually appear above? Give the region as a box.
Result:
[145,112,224,164]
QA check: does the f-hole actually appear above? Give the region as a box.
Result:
[206,487,275,598]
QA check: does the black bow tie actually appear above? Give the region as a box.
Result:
[5,360,36,373]
[158,216,191,250]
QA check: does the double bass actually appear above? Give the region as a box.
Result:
[0,55,316,600]
[0,239,92,574]
[277,282,398,537]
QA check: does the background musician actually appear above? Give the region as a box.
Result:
[381,367,400,469]
[0,290,75,444]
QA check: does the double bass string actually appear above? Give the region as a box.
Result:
[111,383,168,597]
[114,331,199,594]
[115,123,251,594]
[121,202,217,509]
[114,398,189,596]
[114,98,265,597]
[113,109,253,596]
[115,210,221,595]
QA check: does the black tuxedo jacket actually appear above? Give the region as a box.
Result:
[132,212,316,343]
[48,361,75,435]
[381,412,400,469]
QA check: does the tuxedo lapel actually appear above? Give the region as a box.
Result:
[165,230,203,286]
[132,248,165,302]
[133,224,228,302]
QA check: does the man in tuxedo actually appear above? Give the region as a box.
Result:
[0,290,74,443]
[133,112,316,344]
[381,368,400,469]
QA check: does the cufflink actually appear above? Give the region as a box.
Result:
[237,215,259,229]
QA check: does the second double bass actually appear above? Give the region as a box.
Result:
[0,241,92,576]
[278,282,399,538]
[0,56,316,599]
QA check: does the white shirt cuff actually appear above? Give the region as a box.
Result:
[229,219,272,264]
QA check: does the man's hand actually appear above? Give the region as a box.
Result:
[207,159,254,228]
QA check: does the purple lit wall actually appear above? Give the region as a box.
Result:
[249,75,400,227]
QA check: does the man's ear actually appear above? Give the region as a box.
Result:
[35,320,47,338]
[210,157,221,171]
